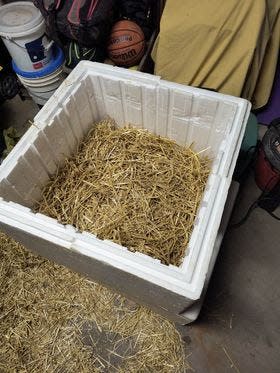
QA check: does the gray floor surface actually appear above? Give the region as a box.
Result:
[1,97,279,373]
[178,173,280,373]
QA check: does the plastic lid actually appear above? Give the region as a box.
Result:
[13,45,65,78]
[0,1,43,36]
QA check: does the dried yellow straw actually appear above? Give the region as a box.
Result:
[0,233,190,372]
[38,118,210,266]
[1,118,209,370]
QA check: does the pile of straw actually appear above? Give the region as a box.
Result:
[38,119,210,266]
[0,233,190,372]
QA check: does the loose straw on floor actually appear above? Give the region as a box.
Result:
[38,118,210,266]
[0,233,190,372]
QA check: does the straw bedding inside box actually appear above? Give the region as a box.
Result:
[37,118,210,266]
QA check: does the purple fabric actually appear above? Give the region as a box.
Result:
[257,58,280,125]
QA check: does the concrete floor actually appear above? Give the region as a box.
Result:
[0,95,38,132]
[1,97,279,372]
[179,173,280,372]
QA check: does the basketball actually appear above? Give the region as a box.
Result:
[107,20,146,67]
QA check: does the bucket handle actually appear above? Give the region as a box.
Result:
[44,40,54,51]
[3,34,54,52]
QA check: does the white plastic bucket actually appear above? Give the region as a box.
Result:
[17,66,66,105]
[13,45,65,105]
[0,2,53,72]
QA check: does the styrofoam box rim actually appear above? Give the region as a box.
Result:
[0,62,251,300]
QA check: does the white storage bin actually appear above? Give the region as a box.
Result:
[0,62,250,324]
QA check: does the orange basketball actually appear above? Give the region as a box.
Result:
[107,20,146,67]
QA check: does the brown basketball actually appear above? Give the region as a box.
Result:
[107,20,146,67]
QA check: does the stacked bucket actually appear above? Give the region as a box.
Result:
[0,1,65,106]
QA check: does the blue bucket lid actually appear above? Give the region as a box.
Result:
[13,46,65,78]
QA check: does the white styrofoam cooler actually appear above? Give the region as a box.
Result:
[0,62,251,324]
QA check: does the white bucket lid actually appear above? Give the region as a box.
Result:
[0,1,43,36]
